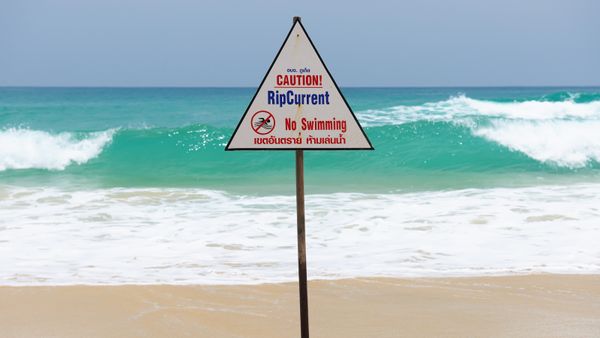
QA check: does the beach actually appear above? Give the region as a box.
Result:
[3,0,600,334]
[2,275,600,337]
[2,87,600,337]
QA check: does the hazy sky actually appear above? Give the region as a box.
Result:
[1,0,598,87]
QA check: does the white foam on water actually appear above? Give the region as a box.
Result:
[0,128,115,171]
[474,120,600,168]
[357,94,600,126]
[357,95,600,168]
[1,184,599,285]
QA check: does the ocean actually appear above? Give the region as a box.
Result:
[1,87,600,285]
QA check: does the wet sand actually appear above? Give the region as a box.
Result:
[1,275,599,337]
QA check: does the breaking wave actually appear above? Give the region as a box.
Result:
[358,94,600,168]
[2,93,600,180]
[357,94,600,125]
[0,128,115,171]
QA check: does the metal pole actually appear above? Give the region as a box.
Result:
[295,148,309,338]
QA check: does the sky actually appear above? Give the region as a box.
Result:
[1,0,599,87]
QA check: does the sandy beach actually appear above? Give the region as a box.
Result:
[1,274,599,337]
[3,1,600,337]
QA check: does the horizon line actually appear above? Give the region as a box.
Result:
[1,85,600,89]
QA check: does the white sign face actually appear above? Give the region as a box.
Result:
[226,20,373,150]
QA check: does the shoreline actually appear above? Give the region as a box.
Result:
[2,274,599,337]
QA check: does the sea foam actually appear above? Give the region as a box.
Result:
[474,120,600,168]
[1,184,599,285]
[357,94,600,125]
[358,95,600,168]
[0,128,115,171]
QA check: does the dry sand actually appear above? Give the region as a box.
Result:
[1,275,600,337]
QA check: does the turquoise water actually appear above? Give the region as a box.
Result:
[1,87,599,193]
[2,87,600,284]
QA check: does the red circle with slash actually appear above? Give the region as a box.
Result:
[251,110,276,135]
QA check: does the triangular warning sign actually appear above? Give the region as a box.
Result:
[226,19,373,150]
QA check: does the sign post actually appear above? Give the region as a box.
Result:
[295,147,308,337]
[226,16,373,338]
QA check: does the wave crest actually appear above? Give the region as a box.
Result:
[358,94,600,168]
[358,94,600,126]
[474,120,600,168]
[0,128,115,171]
